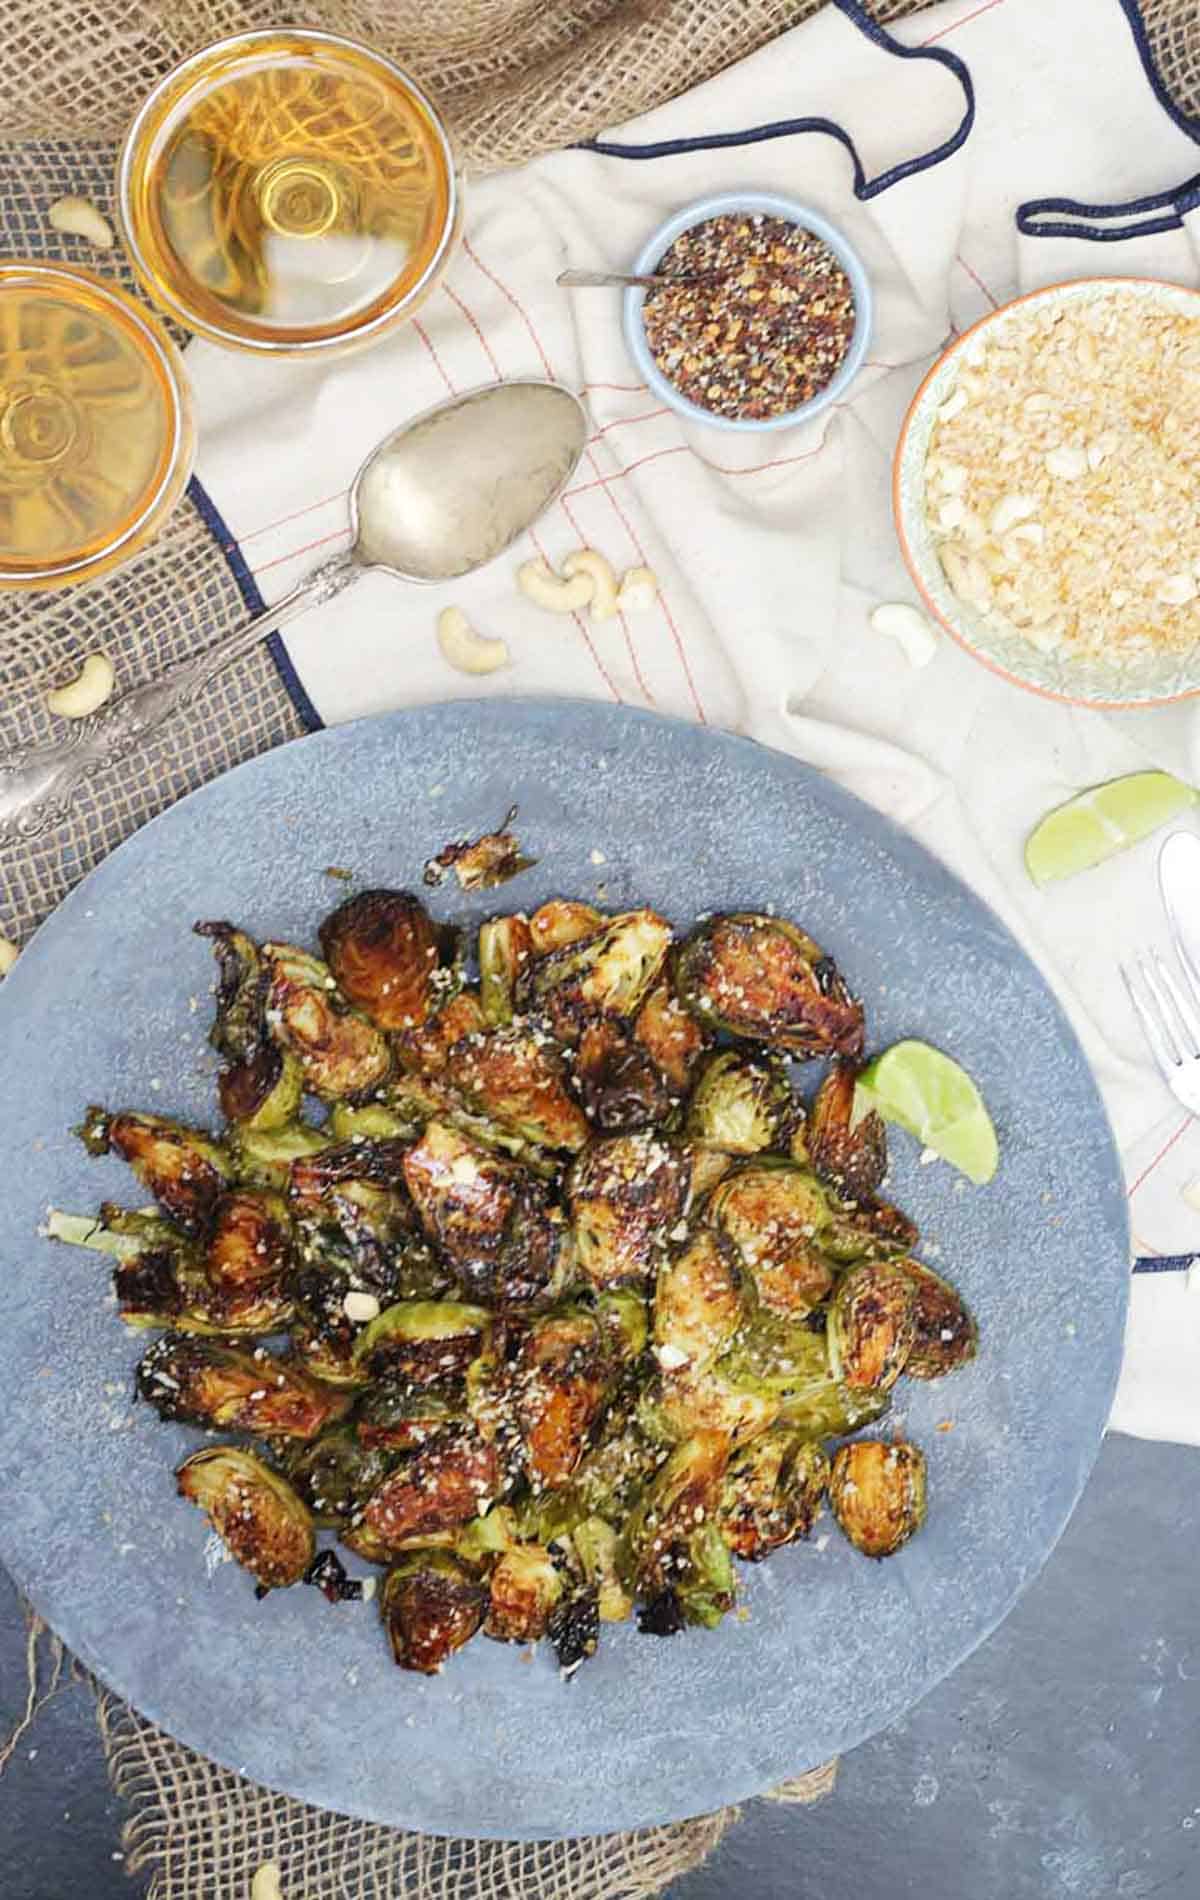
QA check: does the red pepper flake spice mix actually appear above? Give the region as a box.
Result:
[642,214,857,422]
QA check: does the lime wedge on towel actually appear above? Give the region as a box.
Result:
[1024,771,1196,887]
[856,1040,999,1186]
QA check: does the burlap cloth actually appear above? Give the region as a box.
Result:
[1,3,1196,1894]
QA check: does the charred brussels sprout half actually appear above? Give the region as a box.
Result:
[719,1431,829,1561]
[484,1544,564,1643]
[230,1121,330,1191]
[137,1335,350,1439]
[822,1193,918,1264]
[318,888,441,1032]
[478,915,534,1027]
[828,1439,927,1558]
[806,1060,887,1200]
[176,1447,314,1590]
[446,1027,590,1153]
[573,1019,674,1134]
[381,1552,488,1672]
[902,1261,978,1379]
[356,1386,463,1451]
[776,1377,891,1441]
[676,913,863,1059]
[634,979,710,1092]
[517,909,672,1044]
[283,1428,393,1526]
[43,1205,287,1336]
[827,1260,916,1392]
[352,1300,491,1385]
[403,1122,570,1308]
[511,1309,612,1486]
[570,1516,633,1623]
[528,900,603,958]
[707,1164,835,1317]
[685,1050,796,1156]
[360,1429,501,1551]
[646,1362,781,1448]
[262,942,392,1100]
[568,1132,689,1289]
[624,1432,736,1632]
[206,1191,291,1287]
[78,1109,232,1236]
[194,924,305,1131]
[653,1228,744,1374]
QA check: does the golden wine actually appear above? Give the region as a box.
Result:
[118,31,458,355]
[0,262,192,591]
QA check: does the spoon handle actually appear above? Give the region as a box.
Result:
[557,268,718,290]
[0,550,359,845]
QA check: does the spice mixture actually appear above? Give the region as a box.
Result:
[642,214,857,422]
[925,288,1200,666]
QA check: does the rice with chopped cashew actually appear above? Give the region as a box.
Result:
[923,290,1200,665]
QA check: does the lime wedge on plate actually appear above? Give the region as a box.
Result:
[1024,771,1195,887]
[856,1040,999,1186]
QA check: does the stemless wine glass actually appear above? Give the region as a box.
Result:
[117,28,461,358]
[0,260,194,592]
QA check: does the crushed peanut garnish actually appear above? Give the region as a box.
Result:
[642,214,856,421]
[925,288,1200,666]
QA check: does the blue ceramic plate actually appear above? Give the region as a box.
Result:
[0,701,1127,1837]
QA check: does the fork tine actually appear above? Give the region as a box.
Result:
[1168,927,1200,1015]
[1122,959,1180,1074]
[1151,950,1200,1057]
[1138,954,1188,1063]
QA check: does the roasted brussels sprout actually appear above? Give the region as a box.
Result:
[828,1439,927,1558]
[653,1228,744,1374]
[446,1027,590,1153]
[403,1122,571,1308]
[706,1164,835,1316]
[822,1193,918,1263]
[903,1261,978,1379]
[137,1335,350,1439]
[685,1051,796,1156]
[381,1551,488,1672]
[517,910,673,1044]
[717,1311,830,1396]
[423,807,534,893]
[283,1427,393,1526]
[262,942,392,1100]
[528,900,603,957]
[646,1363,780,1447]
[78,1108,232,1236]
[176,1447,314,1590]
[827,1260,916,1392]
[484,1543,564,1642]
[683,1146,738,1201]
[359,1429,502,1550]
[287,1137,410,1208]
[318,889,441,1031]
[206,1191,291,1288]
[676,913,864,1058]
[718,1431,829,1560]
[570,1516,633,1622]
[806,1059,887,1200]
[776,1377,891,1441]
[48,1203,295,1335]
[194,921,266,1064]
[219,1042,305,1132]
[512,1309,611,1486]
[594,1289,650,1362]
[229,1121,330,1191]
[478,915,533,1027]
[624,1431,736,1631]
[328,1103,412,1143]
[395,991,487,1077]
[572,1019,673,1133]
[568,1132,689,1289]
[352,1300,492,1385]
[633,979,709,1092]
[356,1385,463,1451]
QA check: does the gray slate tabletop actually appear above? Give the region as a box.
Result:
[3,1431,1197,1900]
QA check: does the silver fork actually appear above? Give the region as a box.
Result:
[1121,946,1200,1116]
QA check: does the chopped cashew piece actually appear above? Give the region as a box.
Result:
[343,1290,381,1324]
[436,606,509,676]
[869,602,939,668]
[48,195,115,249]
[0,938,18,977]
[617,565,658,612]
[562,548,619,620]
[250,1865,284,1900]
[516,556,594,614]
[46,652,115,719]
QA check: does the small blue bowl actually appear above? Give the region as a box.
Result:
[622,190,872,433]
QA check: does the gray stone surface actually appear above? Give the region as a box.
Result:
[0,702,1128,1836]
[3,1433,1198,1899]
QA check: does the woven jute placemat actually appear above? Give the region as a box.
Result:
[1,3,1196,1894]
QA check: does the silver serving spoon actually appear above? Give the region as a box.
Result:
[0,379,588,844]
[558,268,725,290]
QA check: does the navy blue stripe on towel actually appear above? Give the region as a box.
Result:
[187,474,324,735]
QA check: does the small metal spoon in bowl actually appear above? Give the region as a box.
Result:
[0,379,588,843]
